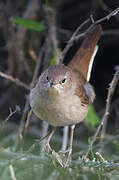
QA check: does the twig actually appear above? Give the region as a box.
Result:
[18,43,45,136]
[0,71,30,90]
[59,18,90,64]
[100,70,119,140]
[70,7,119,43]
[24,109,32,134]
[1,105,21,127]
[18,95,30,137]
[8,0,39,76]
[95,7,119,24]
[85,70,119,158]
[44,6,59,64]
[9,165,17,180]
[30,43,46,89]
[60,28,119,42]
[99,0,119,21]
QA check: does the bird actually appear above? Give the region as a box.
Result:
[30,24,102,162]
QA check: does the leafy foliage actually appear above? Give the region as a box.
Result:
[86,104,100,127]
[0,128,119,180]
[13,18,45,32]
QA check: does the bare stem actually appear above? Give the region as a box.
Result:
[1,105,21,127]
[18,43,46,136]
[71,7,119,43]
[59,18,90,64]
[44,6,59,64]
[59,7,119,64]
[100,70,119,140]
[0,71,30,90]
[85,70,119,158]
[95,7,119,24]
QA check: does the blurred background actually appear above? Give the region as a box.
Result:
[0,0,119,179]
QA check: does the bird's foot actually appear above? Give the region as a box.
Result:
[59,147,71,154]
[45,142,52,153]
[64,147,72,167]
[59,147,72,167]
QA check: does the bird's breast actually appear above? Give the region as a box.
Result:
[30,87,89,126]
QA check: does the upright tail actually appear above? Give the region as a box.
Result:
[68,24,102,81]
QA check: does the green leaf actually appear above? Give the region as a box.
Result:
[49,48,62,65]
[49,55,57,66]
[86,104,100,127]
[13,18,45,32]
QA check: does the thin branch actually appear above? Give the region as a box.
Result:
[85,70,119,158]
[60,6,119,63]
[1,105,21,127]
[94,7,119,24]
[70,7,119,44]
[44,6,59,64]
[59,18,90,64]
[100,70,119,140]
[30,43,46,89]
[59,6,119,64]
[9,165,17,180]
[18,95,30,137]
[58,28,119,47]
[0,71,30,90]
[18,43,46,136]
[7,0,39,77]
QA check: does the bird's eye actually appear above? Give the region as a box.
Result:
[61,78,66,84]
[46,76,49,81]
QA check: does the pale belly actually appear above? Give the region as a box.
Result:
[30,88,89,127]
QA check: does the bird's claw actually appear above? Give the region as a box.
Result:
[59,147,72,154]
[45,143,52,153]
[59,147,72,167]
[64,148,72,167]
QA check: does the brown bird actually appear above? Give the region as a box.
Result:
[30,24,102,161]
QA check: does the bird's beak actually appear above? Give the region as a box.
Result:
[47,81,54,88]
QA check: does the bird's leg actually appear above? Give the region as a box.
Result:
[68,125,75,155]
[64,125,75,167]
[45,127,56,152]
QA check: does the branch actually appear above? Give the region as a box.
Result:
[59,7,119,64]
[9,165,17,180]
[0,71,30,90]
[18,43,46,136]
[100,70,119,140]
[8,0,39,76]
[70,7,119,44]
[85,70,119,158]
[44,6,59,64]
[94,7,119,24]
[30,43,46,89]
[59,18,90,64]
[2,105,21,127]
